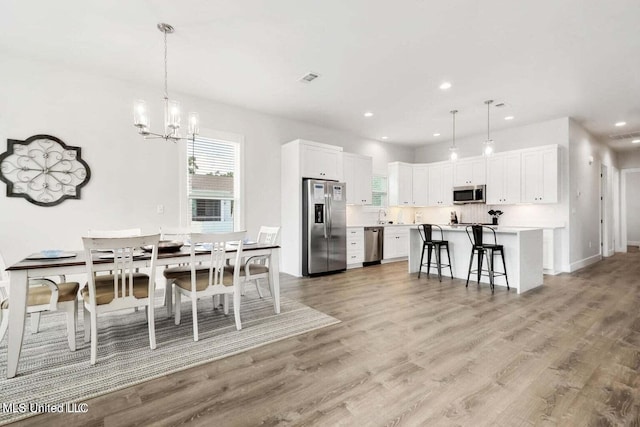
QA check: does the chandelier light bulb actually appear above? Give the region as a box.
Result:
[188,112,200,136]
[484,140,495,156]
[449,147,459,161]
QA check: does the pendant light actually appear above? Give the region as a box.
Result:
[483,99,495,156]
[449,109,459,161]
[133,23,199,142]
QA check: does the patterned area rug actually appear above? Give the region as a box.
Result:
[0,290,339,425]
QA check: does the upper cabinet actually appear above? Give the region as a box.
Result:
[453,157,486,187]
[521,145,558,204]
[412,164,429,206]
[343,152,373,205]
[428,162,453,207]
[388,162,413,206]
[299,140,343,181]
[486,152,521,205]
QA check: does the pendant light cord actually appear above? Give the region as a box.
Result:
[164,29,169,100]
[452,110,457,148]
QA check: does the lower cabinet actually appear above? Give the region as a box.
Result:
[383,226,410,260]
[347,227,364,266]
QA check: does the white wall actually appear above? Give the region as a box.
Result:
[0,53,413,265]
[625,171,640,245]
[617,151,640,169]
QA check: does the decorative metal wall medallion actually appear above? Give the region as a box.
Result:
[0,135,91,206]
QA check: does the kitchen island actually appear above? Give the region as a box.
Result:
[408,225,543,294]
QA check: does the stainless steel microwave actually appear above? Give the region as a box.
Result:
[453,185,486,204]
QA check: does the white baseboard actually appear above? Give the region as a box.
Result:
[628,240,640,247]
[569,254,602,272]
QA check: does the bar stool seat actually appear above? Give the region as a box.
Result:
[418,224,452,282]
[465,225,509,292]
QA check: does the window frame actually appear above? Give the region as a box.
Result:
[179,128,245,231]
[363,170,389,211]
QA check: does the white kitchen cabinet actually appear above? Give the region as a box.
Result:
[412,164,429,206]
[521,145,558,203]
[486,152,521,205]
[300,140,343,181]
[343,153,373,205]
[453,157,486,186]
[428,162,453,207]
[388,162,413,206]
[347,227,365,266]
[383,226,410,260]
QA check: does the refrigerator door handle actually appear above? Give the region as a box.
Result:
[328,192,333,238]
[323,196,329,239]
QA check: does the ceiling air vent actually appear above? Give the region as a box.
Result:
[299,72,320,83]
[609,131,640,140]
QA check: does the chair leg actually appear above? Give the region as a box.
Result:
[466,250,474,287]
[501,250,510,290]
[83,306,91,343]
[477,250,483,284]
[223,294,229,315]
[426,245,433,276]
[241,280,246,296]
[148,301,156,350]
[174,288,181,325]
[191,294,199,342]
[165,281,173,318]
[233,291,242,331]
[90,309,98,365]
[487,249,495,292]
[418,244,426,278]
[30,312,41,334]
[435,244,442,282]
[0,308,9,343]
[63,301,76,352]
[255,279,265,298]
[446,244,453,279]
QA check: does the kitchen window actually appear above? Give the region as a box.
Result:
[183,132,243,232]
[370,174,388,207]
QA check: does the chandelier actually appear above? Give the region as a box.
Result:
[133,23,199,142]
[483,99,494,156]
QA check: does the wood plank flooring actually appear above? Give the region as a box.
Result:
[14,252,640,426]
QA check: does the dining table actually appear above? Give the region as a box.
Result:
[4,243,280,379]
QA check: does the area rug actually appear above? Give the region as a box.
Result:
[0,290,340,425]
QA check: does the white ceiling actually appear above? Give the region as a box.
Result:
[1,0,639,150]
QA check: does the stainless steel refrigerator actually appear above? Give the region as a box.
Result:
[302,179,347,276]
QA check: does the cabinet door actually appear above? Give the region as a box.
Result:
[540,148,558,203]
[454,158,486,186]
[521,151,543,203]
[358,156,373,205]
[503,152,521,204]
[471,159,487,185]
[428,165,443,206]
[486,156,505,204]
[343,154,372,205]
[453,162,472,187]
[301,145,342,180]
[412,165,429,206]
[441,164,453,206]
[388,163,412,206]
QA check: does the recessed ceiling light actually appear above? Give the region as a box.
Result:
[632,139,640,144]
[363,112,374,117]
[615,121,627,127]
[381,136,389,140]
[433,133,441,137]
[439,82,452,90]
[504,116,514,120]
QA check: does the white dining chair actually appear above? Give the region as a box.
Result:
[81,234,160,365]
[237,226,280,298]
[0,252,79,351]
[160,226,193,317]
[164,231,246,341]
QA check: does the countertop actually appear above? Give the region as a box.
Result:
[348,223,561,230]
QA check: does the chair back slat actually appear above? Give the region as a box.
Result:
[466,225,498,247]
[255,226,280,266]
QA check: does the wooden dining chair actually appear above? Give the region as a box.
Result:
[0,252,79,351]
[81,233,160,365]
[165,231,246,341]
[237,226,280,298]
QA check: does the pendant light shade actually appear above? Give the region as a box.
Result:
[449,109,459,161]
[483,100,495,156]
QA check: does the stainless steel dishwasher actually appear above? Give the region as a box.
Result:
[364,226,384,265]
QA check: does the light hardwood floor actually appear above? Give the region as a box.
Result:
[15,252,640,426]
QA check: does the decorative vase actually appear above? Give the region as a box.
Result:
[492,217,498,225]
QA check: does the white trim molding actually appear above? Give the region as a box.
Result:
[569,254,602,272]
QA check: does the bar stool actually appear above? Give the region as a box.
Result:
[465,225,509,291]
[417,224,452,282]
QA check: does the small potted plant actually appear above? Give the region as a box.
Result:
[488,209,503,225]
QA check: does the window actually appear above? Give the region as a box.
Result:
[186,135,241,232]
[370,174,388,207]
